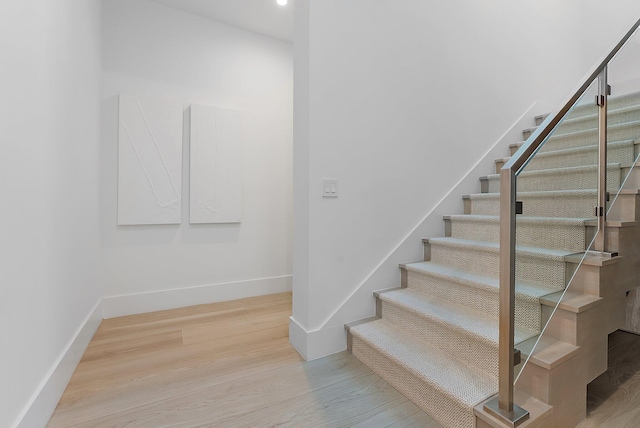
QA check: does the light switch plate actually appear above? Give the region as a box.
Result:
[322,179,339,198]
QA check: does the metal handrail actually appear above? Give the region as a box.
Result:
[486,16,640,427]
[505,18,640,174]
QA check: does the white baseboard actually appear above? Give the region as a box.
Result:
[289,317,346,361]
[102,275,293,319]
[14,275,293,426]
[15,300,103,428]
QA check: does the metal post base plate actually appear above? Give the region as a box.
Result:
[483,397,530,427]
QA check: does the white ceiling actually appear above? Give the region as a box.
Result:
[151,0,293,42]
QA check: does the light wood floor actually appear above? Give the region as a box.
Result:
[47,292,640,427]
[577,329,640,427]
[47,293,440,427]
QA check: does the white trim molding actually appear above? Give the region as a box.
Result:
[289,317,346,361]
[14,300,103,428]
[102,275,293,318]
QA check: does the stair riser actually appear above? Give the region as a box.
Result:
[428,243,566,288]
[621,163,640,190]
[485,167,621,193]
[466,194,596,218]
[380,299,498,376]
[447,219,586,252]
[516,361,587,428]
[351,336,479,428]
[406,269,542,332]
[607,192,640,221]
[522,143,635,172]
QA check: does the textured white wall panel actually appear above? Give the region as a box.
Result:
[118,94,183,225]
[190,104,243,223]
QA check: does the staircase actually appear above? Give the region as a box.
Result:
[345,93,640,428]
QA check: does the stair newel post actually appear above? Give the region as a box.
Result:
[483,167,529,426]
[499,167,516,412]
[595,67,609,252]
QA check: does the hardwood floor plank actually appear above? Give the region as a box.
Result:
[181,310,289,346]
[60,329,292,400]
[49,340,301,426]
[352,400,443,428]
[92,307,250,343]
[214,371,407,428]
[81,330,184,361]
[64,352,371,427]
[577,331,640,427]
[99,292,291,329]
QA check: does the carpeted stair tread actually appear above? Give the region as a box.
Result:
[404,260,559,300]
[378,288,508,376]
[558,92,640,119]
[499,139,636,172]
[349,319,497,428]
[445,214,590,251]
[346,90,640,427]
[427,237,572,259]
[379,288,538,345]
[402,261,557,331]
[524,103,640,138]
[509,119,640,153]
[427,237,570,288]
[482,163,622,193]
[464,189,597,217]
[446,214,589,227]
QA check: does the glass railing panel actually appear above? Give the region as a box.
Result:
[606,27,640,226]
[492,18,640,423]
[512,79,600,389]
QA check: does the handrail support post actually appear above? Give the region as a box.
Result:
[595,67,608,252]
[483,168,529,427]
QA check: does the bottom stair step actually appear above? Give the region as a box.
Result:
[349,319,497,428]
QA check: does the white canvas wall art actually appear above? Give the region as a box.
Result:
[190,105,243,224]
[118,94,183,225]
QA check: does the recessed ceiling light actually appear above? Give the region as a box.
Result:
[276,0,288,6]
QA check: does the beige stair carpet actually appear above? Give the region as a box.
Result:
[348,93,640,428]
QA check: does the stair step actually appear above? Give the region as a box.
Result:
[517,335,580,371]
[345,91,640,428]
[482,163,622,193]
[403,261,557,332]
[425,237,571,288]
[498,139,636,173]
[445,215,588,251]
[349,319,497,428]
[464,190,597,218]
[535,114,549,126]
[510,119,640,154]
[540,290,602,314]
[555,92,640,120]
[379,288,537,375]
[525,104,640,140]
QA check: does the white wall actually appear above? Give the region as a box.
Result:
[0,1,103,426]
[101,0,293,316]
[291,0,594,359]
[579,2,640,96]
[580,0,640,74]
